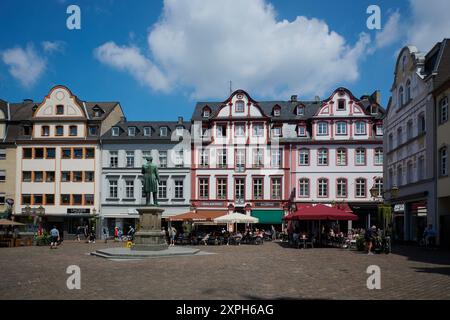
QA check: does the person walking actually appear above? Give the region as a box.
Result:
[89,226,96,244]
[49,226,60,249]
[169,225,177,246]
[271,225,277,241]
[84,224,89,240]
[103,227,108,243]
[75,226,82,242]
[114,226,119,241]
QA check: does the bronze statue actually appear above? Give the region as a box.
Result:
[142,156,159,205]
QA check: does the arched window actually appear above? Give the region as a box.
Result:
[298,148,310,165]
[317,122,328,135]
[407,160,414,184]
[355,148,366,165]
[336,148,347,166]
[235,100,245,113]
[407,120,413,140]
[298,178,310,197]
[440,96,448,124]
[405,79,411,102]
[440,146,448,176]
[397,165,403,186]
[397,127,403,146]
[389,133,394,151]
[398,87,404,106]
[336,178,347,198]
[355,178,367,198]
[374,178,383,197]
[418,113,426,134]
[318,178,328,197]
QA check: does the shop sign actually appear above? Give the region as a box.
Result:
[255,202,278,207]
[394,203,405,213]
[199,202,224,207]
[67,208,90,215]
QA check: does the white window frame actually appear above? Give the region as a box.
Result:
[317,122,328,136]
[174,180,184,199]
[355,121,366,135]
[160,127,168,137]
[112,127,119,136]
[143,127,151,136]
[128,127,136,136]
[336,122,347,135]
[125,180,134,199]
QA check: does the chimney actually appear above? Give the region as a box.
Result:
[290,95,297,102]
[315,96,321,102]
[371,90,381,104]
[178,116,183,124]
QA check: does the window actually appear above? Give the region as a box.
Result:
[373,178,383,197]
[440,147,448,176]
[272,127,282,137]
[158,179,167,199]
[85,148,95,159]
[318,149,328,166]
[69,126,77,136]
[217,149,227,168]
[389,134,394,151]
[235,149,245,172]
[126,151,135,167]
[125,180,134,198]
[253,178,263,200]
[253,124,264,137]
[61,194,71,205]
[337,178,347,198]
[418,113,426,134]
[34,171,43,182]
[23,125,32,135]
[199,149,209,167]
[355,178,366,198]
[175,150,184,167]
[397,165,403,186]
[202,108,210,118]
[317,122,328,135]
[398,87,404,106]
[199,178,209,199]
[42,126,50,136]
[298,148,309,165]
[84,171,94,182]
[296,106,304,116]
[201,127,210,138]
[88,126,98,136]
[34,148,44,159]
[336,148,347,166]
[56,105,64,115]
[0,149,5,160]
[371,105,378,114]
[109,180,118,198]
[235,178,245,203]
[271,178,282,200]
[235,100,245,112]
[72,194,82,205]
[407,161,414,184]
[110,151,118,168]
[55,126,64,136]
[271,148,282,168]
[160,127,168,137]
[397,127,403,146]
[61,171,71,182]
[406,120,413,140]
[216,125,226,137]
[22,171,32,182]
[235,124,245,137]
[22,194,31,205]
[159,151,167,168]
[253,148,264,168]
[33,194,43,205]
[298,178,309,197]
[376,125,383,136]
[273,108,280,117]
[174,180,184,199]
[84,194,94,205]
[73,148,83,159]
[144,127,151,136]
[418,156,425,180]
[73,171,83,182]
[45,171,55,182]
[355,121,366,135]
[336,122,347,135]
[374,148,383,165]
[318,178,328,197]
[45,194,55,205]
[440,97,448,124]
[93,108,102,118]
[128,127,136,136]
[217,178,227,200]
[337,99,346,111]
[298,126,306,137]
[23,148,32,159]
[405,80,411,102]
[142,151,151,163]
[356,148,366,165]
[112,127,120,136]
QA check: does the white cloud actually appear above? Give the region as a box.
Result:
[407,0,450,52]
[374,10,402,49]
[42,40,66,53]
[96,0,370,99]
[94,42,170,92]
[1,44,46,88]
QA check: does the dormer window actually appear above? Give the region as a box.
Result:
[296,106,305,116]
[202,107,210,118]
[176,126,183,136]
[298,126,306,137]
[69,125,78,136]
[128,127,136,136]
[235,100,245,113]
[56,105,64,115]
[93,106,103,118]
[371,105,378,114]
[273,106,281,117]
[112,127,120,137]
[337,99,346,111]
[376,125,383,136]
[272,127,282,137]
[160,127,168,137]
[144,127,151,136]
[88,126,98,136]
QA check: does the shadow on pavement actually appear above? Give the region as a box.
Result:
[391,245,450,266]
[412,267,450,276]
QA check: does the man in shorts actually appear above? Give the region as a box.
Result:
[50,226,60,249]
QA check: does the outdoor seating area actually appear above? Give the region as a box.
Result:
[0,219,33,248]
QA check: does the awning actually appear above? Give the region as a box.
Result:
[214,212,259,224]
[251,210,284,224]
[167,210,226,222]
[284,204,358,221]
[0,219,25,226]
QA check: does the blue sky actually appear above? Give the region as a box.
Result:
[0,0,448,121]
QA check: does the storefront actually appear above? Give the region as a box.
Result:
[391,199,428,243]
[251,209,285,231]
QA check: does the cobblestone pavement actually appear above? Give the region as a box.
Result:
[1,241,450,300]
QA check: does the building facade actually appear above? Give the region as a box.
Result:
[100,119,191,235]
[11,85,124,237]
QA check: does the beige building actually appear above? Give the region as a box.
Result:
[0,100,16,216]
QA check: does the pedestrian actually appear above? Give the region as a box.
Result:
[365,225,377,255]
[271,225,276,241]
[114,226,119,241]
[89,226,96,243]
[76,226,82,242]
[84,224,89,240]
[169,225,177,246]
[103,227,108,243]
[49,225,60,249]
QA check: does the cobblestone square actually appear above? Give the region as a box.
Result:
[1,241,450,300]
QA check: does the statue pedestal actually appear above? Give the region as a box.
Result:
[132,206,168,251]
